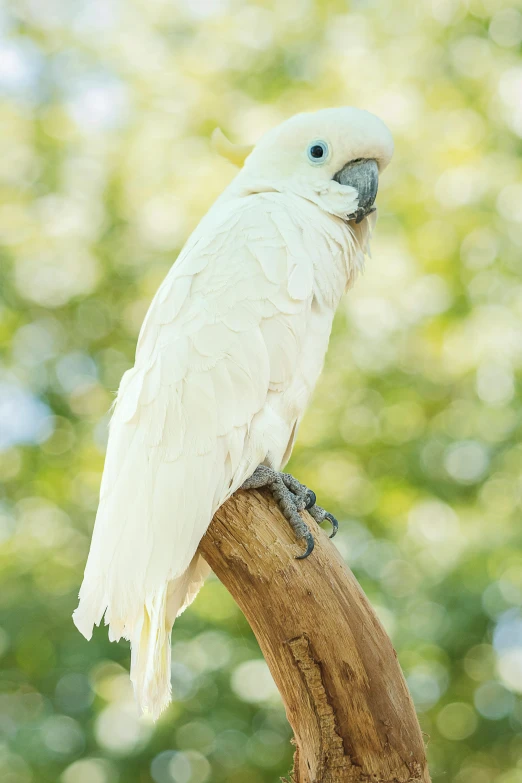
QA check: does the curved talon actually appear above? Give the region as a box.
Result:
[242,466,321,560]
[295,531,315,560]
[305,489,316,510]
[325,512,338,538]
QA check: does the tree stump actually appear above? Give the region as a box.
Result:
[198,488,431,783]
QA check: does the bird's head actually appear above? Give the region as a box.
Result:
[213,107,393,224]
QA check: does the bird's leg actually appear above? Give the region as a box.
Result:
[241,466,338,559]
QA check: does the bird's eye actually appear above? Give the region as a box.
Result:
[307,140,329,164]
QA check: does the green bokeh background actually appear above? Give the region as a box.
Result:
[1,1,522,781]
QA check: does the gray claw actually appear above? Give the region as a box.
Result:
[242,466,320,560]
[305,490,316,510]
[325,512,338,538]
[295,531,315,560]
[308,503,340,538]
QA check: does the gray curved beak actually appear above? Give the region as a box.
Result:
[333,158,379,223]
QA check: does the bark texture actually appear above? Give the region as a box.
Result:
[198,488,431,783]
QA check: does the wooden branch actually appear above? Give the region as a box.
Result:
[198,489,431,783]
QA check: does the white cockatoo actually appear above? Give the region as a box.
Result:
[73,107,393,719]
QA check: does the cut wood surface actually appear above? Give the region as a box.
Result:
[198,488,431,783]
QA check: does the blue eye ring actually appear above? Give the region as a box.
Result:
[307,140,329,164]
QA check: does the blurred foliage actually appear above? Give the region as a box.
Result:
[0,0,521,781]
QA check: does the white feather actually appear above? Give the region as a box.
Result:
[74,107,392,719]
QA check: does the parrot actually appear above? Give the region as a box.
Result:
[73,107,394,719]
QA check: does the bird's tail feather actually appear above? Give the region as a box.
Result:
[130,584,171,720]
[130,554,210,719]
[73,554,210,720]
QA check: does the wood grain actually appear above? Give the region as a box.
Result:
[198,489,431,783]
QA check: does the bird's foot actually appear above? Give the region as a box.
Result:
[241,465,338,559]
[308,504,339,538]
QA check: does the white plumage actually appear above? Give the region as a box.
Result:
[73,107,393,718]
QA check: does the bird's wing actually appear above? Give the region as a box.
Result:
[73,193,316,717]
